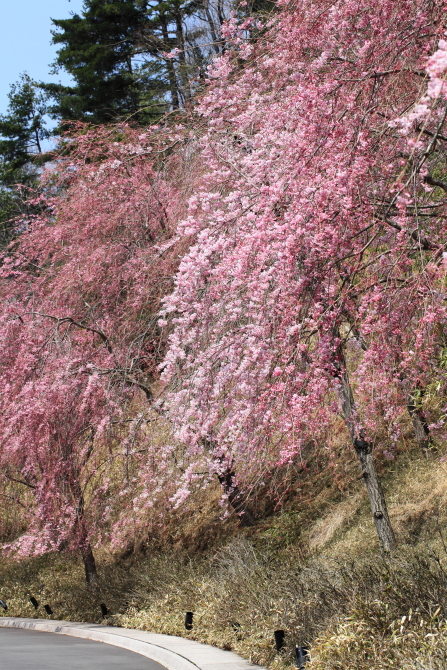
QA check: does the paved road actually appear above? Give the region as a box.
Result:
[0,627,167,669]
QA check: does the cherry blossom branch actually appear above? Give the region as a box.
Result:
[424,174,447,192]
[31,313,113,354]
[3,474,36,489]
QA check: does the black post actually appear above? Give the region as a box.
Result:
[295,645,310,668]
[44,604,53,615]
[29,596,39,609]
[274,630,285,652]
[0,599,7,611]
[100,603,108,617]
[185,612,193,630]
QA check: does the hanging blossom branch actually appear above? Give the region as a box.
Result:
[159,0,447,548]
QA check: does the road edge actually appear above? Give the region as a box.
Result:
[0,617,265,670]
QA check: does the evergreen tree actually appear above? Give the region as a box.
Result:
[0,74,49,247]
[45,0,228,122]
[0,73,48,186]
[45,0,166,124]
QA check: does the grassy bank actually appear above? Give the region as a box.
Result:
[1,448,447,669]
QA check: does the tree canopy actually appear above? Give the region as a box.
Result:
[1,0,447,574]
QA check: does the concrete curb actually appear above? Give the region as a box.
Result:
[0,617,265,670]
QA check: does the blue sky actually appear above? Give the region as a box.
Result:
[0,0,85,115]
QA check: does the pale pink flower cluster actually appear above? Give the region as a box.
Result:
[392,37,447,135]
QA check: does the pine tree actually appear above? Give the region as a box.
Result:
[0,74,49,246]
[0,74,48,186]
[45,0,230,122]
[45,0,166,124]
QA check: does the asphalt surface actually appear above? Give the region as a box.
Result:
[0,627,167,669]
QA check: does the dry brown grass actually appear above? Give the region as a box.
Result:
[2,446,447,669]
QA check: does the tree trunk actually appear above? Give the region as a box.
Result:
[353,436,397,551]
[408,398,431,452]
[203,1,221,55]
[161,18,180,109]
[72,478,98,585]
[217,0,225,26]
[217,464,256,527]
[174,9,192,107]
[203,438,256,526]
[406,386,432,453]
[336,350,396,551]
[81,541,98,585]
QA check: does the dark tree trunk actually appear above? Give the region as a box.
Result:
[408,398,431,452]
[126,56,139,118]
[217,465,256,527]
[81,541,98,585]
[161,18,180,109]
[72,476,98,585]
[203,1,221,54]
[203,438,256,526]
[174,9,192,107]
[336,350,396,551]
[217,0,225,26]
[406,386,432,453]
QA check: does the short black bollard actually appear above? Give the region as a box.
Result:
[29,596,39,609]
[100,603,108,617]
[44,604,53,615]
[295,645,310,668]
[0,599,7,611]
[274,629,285,652]
[185,612,193,631]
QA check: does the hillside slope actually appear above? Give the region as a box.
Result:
[1,445,447,670]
